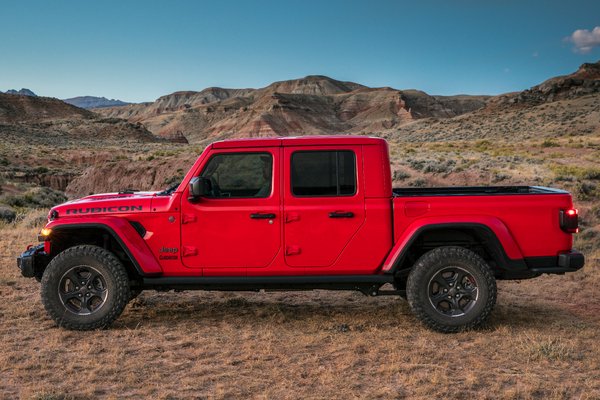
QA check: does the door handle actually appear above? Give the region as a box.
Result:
[329,211,354,218]
[250,213,276,219]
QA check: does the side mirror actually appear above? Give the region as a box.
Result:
[188,176,212,201]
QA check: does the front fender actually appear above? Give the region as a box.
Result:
[46,216,163,276]
[382,215,525,273]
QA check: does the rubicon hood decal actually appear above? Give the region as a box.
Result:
[53,192,154,217]
[65,205,143,215]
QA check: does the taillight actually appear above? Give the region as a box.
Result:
[559,209,579,233]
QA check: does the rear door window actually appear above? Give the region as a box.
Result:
[291,151,356,196]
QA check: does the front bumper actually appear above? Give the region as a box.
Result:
[527,250,585,274]
[17,244,49,278]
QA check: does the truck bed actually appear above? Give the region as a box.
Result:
[391,186,574,259]
[393,185,568,197]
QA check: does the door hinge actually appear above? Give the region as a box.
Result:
[285,246,301,256]
[182,246,198,257]
[182,214,197,224]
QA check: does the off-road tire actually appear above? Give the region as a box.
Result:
[41,245,131,330]
[406,246,497,333]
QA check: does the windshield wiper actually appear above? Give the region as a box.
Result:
[158,182,180,196]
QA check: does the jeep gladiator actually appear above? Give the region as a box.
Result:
[17,136,585,332]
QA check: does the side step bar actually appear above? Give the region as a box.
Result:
[141,275,396,295]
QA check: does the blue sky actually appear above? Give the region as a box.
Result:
[1,0,599,102]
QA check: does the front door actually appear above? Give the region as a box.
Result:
[181,148,281,270]
[283,146,365,268]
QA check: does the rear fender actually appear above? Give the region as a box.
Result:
[382,215,524,273]
[45,217,162,276]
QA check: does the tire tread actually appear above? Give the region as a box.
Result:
[406,246,497,333]
[41,245,130,330]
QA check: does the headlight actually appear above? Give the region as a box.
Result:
[38,228,52,241]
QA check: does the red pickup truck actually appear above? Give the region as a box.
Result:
[18,136,584,332]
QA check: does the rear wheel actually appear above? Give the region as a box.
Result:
[41,245,131,330]
[406,246,496,333]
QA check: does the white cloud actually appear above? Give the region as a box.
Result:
[567,26,600,54]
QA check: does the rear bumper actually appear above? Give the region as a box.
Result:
[526,250,585,274]
[17,244,48,278]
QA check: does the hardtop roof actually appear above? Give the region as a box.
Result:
[211,135,386,149]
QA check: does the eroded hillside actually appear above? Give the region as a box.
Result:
[96,76,489,142]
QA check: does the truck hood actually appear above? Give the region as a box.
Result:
[51,192,158,218]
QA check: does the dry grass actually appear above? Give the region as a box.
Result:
[1,212,599,399]
[1,121,599,399]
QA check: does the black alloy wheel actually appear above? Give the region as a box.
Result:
[58,265,109,315]
[427,266,479,317]
[406,246,497,333]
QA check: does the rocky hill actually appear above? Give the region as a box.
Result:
[63,96,130,109]
[490,62,600,108]
[0,92,94,123]
[97,76,489,143]
[390,61,600,142]
[0,92,160,144]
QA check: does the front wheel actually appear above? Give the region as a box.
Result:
[406,246,497,333]
[41,245,131,330]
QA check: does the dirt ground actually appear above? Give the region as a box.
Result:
[1,216,599,400]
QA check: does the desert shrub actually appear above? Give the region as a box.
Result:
[3,187,67,209]
[591,205,600,221]
[577,228,599,252]
[492,172,511,183]
[423,159,456,174]
[474,140,491,151]
[575,181,598,201]
[550,165,600,181]
[0,205,16,222]
[408,158,455,174]
[21,210,48,228]
[408,159,426,171]
[393,170,410,181]
[541,139,559,148]
[163,174,184,186]
[409,178,427,187]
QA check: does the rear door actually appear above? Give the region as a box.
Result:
[180,147,281,270]
[283,146,365,268]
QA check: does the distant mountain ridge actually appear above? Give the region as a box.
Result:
[63,96,130,109]
[96,75,490,142]
[3,61,598,145]
[3,88,37,96]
